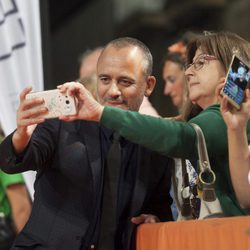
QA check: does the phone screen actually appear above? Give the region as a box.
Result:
[222,55,250,107]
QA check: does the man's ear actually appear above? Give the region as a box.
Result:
[144,76,156,97]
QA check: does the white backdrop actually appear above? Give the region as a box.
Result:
[0,0,43,198]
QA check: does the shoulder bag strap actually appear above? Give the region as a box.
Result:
[190,123,217,202]
[180,159,192,217]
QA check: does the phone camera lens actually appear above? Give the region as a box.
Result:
[66,100,70,104]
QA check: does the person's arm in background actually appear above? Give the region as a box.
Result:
[6,183,32,232]
[220,88,250,208]
[1,171,32,233]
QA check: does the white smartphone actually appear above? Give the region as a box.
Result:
[221,54,250,109]
[26,89,77,119]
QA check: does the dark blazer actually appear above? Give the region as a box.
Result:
[0,119,172,250]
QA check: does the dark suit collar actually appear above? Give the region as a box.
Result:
[124,146,149,248]
[129,146,147,215]
[78,121,102,195]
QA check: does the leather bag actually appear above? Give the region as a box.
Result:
[174,123,224,220]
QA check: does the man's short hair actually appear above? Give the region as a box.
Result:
[105,37,153,77]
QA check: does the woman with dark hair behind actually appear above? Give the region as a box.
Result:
[162,52,188,112]
[162,31,200,113]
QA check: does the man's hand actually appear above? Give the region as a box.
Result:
[57,82,104,122]
[12,86,47,154]
[131,214,160,225]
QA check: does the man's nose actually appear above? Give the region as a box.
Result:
[108,81,121,96]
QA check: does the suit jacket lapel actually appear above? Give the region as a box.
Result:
[129,146,148,216]
[79,121,103,195]
[124,146,149,249]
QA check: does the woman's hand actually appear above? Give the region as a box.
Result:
[216,80,250,129]
[220,89,250,130]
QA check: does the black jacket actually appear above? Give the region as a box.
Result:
[0,119,173,250]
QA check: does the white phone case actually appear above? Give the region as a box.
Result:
[26,89,77,119]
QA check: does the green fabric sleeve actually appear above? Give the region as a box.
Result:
[101,106,196,158]
[101,104,227,159]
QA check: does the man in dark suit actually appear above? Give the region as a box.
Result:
[0,37,173,250]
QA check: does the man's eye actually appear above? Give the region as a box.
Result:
[100,77,109,84]
[120,80,132,86]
